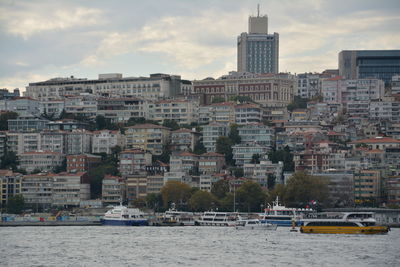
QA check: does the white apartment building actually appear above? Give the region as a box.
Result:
[64,94,98,118]
[97,97,150,122]
[39,100,65,118]
[202,123,229,152]
[235,103,263,125]
[232,143,270,167]
[198,102,236,125]
[25,73,185,101]
[124,124,170,155]
[238,123,274,147]
[296,73,321,99]
[150,99,198,125]
[391,75,400,95]
[19,151,65,173]
[370,99,400,123]
[0,97,41,116]
[65,129,92,155]
[92,130,125,154]
[52,172,90,207]
[40,131,67,154]
[6,132,41,155]
[21,173,54,209]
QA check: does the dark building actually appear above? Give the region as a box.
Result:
[338,50,400,85]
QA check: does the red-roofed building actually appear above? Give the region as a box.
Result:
[119,149,152,176]
[125,124,170,155]
[171,128,201,152]
[102,175,126,206]
[198,152,226,175]
[350,136,400,150]
[19,151,65,173]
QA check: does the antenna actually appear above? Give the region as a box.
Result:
[257,4,260,17]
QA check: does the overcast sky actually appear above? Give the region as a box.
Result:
[1,0,399,91]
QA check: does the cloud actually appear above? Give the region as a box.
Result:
[81,9,244,71]
[0,72,57,91]
[0,3,104,39]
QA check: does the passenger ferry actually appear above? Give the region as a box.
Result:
[101,205,148,226]
[300,212,389,234]
[196,211,239,226]
[259,197,310,227]
[154,207,195,226]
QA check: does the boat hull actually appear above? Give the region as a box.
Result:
[196,221,236,227]
[300,226,389,234]
[101,219,148,226]
[261,219,302,227]
[236,224,278,231]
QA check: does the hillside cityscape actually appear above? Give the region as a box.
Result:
[2,8,400,216]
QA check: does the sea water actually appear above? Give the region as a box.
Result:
[1,226,399,266]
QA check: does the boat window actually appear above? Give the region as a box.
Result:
[306,221,359,227]
[248,221,257,224]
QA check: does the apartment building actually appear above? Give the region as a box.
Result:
[66,154,102,173]
[92,130,125,154]
[238,123,274,147]
[64,94,98,118]
[18,151,65,173]
[52,172,90,207]
[65,129,92,155]
[202,123,229,152]
[170,128,200,152]
[102,175,126,206]
[119,149,152,176]
[21,173,54,210]
[150,99,198,125]
[125,124,170,155]
[97,97,150,123]
[0,170,22,209]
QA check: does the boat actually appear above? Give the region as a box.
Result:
[259,197,311,227]
[300,212,389,234]
[235,219,277,230]
[196,211,240,226]
[154,207,195,226]
[101,205,148,226]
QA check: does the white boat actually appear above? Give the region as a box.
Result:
[155,208,195,226]
[259,197,311,227]
[101,205,148,226]
[196,211,240,226]
[235,219,277,230]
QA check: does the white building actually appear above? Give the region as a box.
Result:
[97,97,150,123]
[235,103,263,124]
[0,97,41,116]
[40,131,67,154]
[25,73,185,101]
[238,123,274,147]
[296,73,321,99]
[232,143,270,167]
[39,100,65,118]
[19,151,64,173]
[64,94,98,118]
[6,132,41,155]
[92,130,125,154]
[202,123,229,152]
[65,129,92,155]
[52,172,90,207]
[150,99,199,125]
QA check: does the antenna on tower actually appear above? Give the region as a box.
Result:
[257,4,260,17]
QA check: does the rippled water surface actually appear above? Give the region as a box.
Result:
[1,226,399,266]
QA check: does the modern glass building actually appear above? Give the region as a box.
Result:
[338,50,400,85]
[237,13,279,74]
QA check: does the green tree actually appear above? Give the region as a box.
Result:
[146,193,163,211]
[228,124,241,144]
[287,96,308,112]
[231,167,244,178]
[162,119,180,131]
[0,150,19,171]
[193,140,207,155]
[211,96,225,103]
[216,136,234,165]
[211,179,230,199]
[0,111,18,131]
[218,192,235,211]
[268,146,294,171]
[87,154,119,198]
[153,141,171,164]
[95,115,107,130]
[53,158,67,173]
[267,183,286,204]
[189,190,216,211]
[7,194,25,214]
[160,181,192,210]
[229,95,254,103]
[284,172,329,208]
[236,181,267,212]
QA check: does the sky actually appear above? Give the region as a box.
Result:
[1,0,400,91]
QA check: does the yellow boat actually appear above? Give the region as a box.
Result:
[300,212,389,234]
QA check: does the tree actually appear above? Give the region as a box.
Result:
[211,96,225,103]
[146,193,163,211]
[193,140,206,155]
[0,150,19,171]
[284,172,329,208]
[0,111,18,131]
[267,184,286,204]
[231,167,244,178]
[287,96,308,112]
[163,119,180,131]
[250,154,261,164]
[211,179,230,199]
[95,115,108,130]
[216,136,234,165]
[153,141,171,164]
[160,181,192,210]
[7,194,25,214]
[268,146,294,171]
[228,124,241,144]
[53,158,67,173]
[229,95,254,103]
[236,181,267,212]
[189,190,216,212]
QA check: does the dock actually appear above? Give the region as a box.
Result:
[0,221,102,227]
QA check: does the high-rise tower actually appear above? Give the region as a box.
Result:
[237,7,279,74]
